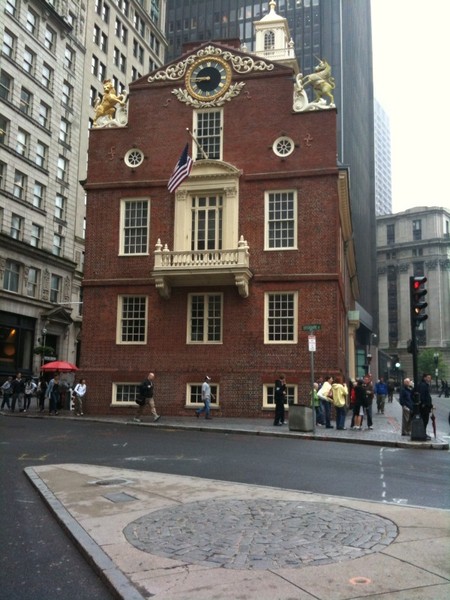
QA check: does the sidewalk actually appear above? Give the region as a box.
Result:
[4,395,448,449]
[25,463,450,600]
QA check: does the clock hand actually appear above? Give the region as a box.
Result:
[191,76,211,82]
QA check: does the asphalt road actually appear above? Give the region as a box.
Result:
[1,416,449,599]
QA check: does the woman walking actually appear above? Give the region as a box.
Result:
[73,378,87,416]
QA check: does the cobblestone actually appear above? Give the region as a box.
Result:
[123,499,398,570]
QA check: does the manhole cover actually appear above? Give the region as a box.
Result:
[123,499,397,569]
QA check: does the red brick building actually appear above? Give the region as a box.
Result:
[82,28,358,417]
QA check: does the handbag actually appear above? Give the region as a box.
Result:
[135,396,146,406]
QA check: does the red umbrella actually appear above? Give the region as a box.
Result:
[41,360,79,372]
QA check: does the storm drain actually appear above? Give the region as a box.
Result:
[104,491,138,504]
[88,478,131,486]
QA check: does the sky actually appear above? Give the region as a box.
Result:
[370,0,450,213]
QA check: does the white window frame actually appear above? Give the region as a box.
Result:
[52,233,64,256]
[265,190,298,250]
[27,267,39,298]
[264,291,298,344]
[13,171,27,200]
[112,382,141,405]
[4,260,20,292]
[263,383,297,409]
[119,198,149,255]
[187,293,223,344]
[30,223,42,248]
[116,296,148,344]
[186,383,219,408]
[193,109,223,160]
[50,274,62,303]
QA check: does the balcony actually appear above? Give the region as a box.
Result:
[152,236,252,299]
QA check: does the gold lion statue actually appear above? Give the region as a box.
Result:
[93,79,127,126]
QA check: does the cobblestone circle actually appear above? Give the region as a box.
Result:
[123,499,398,569]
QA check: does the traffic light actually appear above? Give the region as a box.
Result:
[410,276,428,327]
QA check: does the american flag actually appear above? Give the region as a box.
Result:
[167,143,193,193]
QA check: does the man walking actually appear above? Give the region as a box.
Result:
[273,374,287,426]
[11,372,25,413]
[196,375,213,419]
[399,378,414,435]
[374,376,387,414]
[135,372,160,423]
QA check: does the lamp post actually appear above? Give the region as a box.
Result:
[366,353,372,375]
[433,352,439,392]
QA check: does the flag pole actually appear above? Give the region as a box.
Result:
[186,128,208,160]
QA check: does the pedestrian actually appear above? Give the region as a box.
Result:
[24,378,37,412]
[399,378,414,436]
[1,376,13,410]
[38,377,48,412]
[374,376,387,414]
[417,373,433,440]
[363,375,374,429]
[310,382,324,426]
[387,378,395,403]
[196,375,214,420]
[352,378,366,430]
[45,374,60,415]
[134,372,160,423]
[331,375,348,429]
[273,374,287,426]
[317,375,334,428]
[72,378,87,416]
[11,372,25,413]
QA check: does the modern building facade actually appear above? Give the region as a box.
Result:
[374,98,392,216]
[167,0,377,364]
[377,206,450,379]
[80,11,358,417]
[0,0,166,379]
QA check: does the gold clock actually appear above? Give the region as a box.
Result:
[185,57,232,101]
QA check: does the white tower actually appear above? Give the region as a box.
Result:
[253,1,299,73]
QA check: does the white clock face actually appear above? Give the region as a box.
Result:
[186,57,232,101]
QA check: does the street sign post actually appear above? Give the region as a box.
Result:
[308,335,316,433]
[302,324,322,332]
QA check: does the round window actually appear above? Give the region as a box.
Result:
[124,148,144,168]
[273,136,295,158]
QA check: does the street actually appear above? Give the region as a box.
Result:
[1,416,449,599]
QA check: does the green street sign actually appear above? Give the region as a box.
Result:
[302,324,322,331]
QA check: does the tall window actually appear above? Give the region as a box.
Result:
[13,171,27,199]
[55,194,66,220]
[4,260,20,293]
[50,274,62,303]
[10,214,24,240]
[386,223,395,244]
[27,267,39,298]
[23,47,35,74]
[19,88,33,115]
[3,30,16,58]
[265,190,297,249]
[33,182,45,208]
[412,219,422,241]
[194,110,222,160]
[265,292,298,343]
[41,64,53,90]
[26,9,38,35]
[121,199,149,254]
[64,46,75,70]
[118,296,147,343]
[62,81,73,107]
[16,129,30,157]
[188,293,222,343]
[0,116,8,144]
[44,27,56,52]
[35,141,48,168]
[191,195,223,250]
[0,71,13,101]
[57,156,68,182]
[6,0,17,17]
[38,102,51,128]
[59,119,70,144]
[0,162,6,189]
[30,223,42,248]
[52,233,64,256]
[264,30,275,50]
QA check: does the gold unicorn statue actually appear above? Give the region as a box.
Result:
[93,79,127,127]
[300,58,335,105]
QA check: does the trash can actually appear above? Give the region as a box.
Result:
[288,404,314,432]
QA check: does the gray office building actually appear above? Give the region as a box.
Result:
[166,0,377,362]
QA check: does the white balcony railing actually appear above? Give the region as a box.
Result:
[152,236,252,298]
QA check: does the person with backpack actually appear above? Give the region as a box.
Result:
[24,378,37,412]
[134,372,160,423]
[1,376,13,410]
